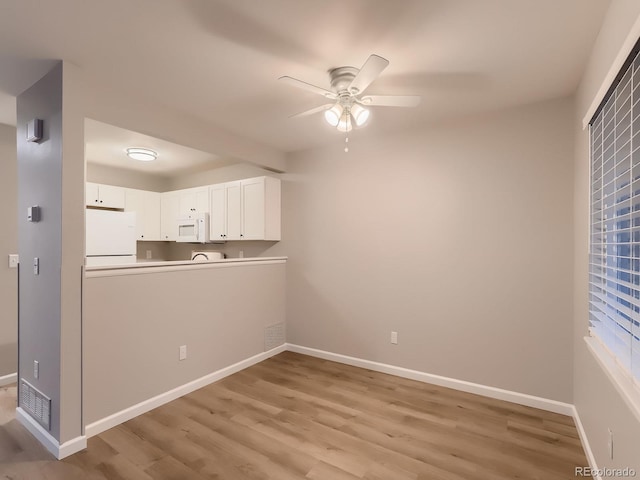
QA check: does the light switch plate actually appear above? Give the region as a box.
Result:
[8,254,19,269]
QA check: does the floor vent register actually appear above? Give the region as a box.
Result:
[20,379,51,431]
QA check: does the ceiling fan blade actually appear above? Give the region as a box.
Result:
[289,104,334,118]
[279,76,336,99]
[360,95,421,107]
[348,54,389,95]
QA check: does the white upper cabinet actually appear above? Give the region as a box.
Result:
[241,177,266,240]
[178,187,209,218]
[226,182,242,240]
[209,177,280,241]
[88,177,279,243]
[160,191,180,241]
[86,182,126,209]
[125,188,161,241]
[210,183,228,241]
[210,181,241,241]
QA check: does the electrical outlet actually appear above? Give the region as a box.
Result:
[608,428,614,459]
[8,254,19,269]
[34,360,39,379]
[179,345,187,361]
[146,250,152,259]
[391,331,398,344]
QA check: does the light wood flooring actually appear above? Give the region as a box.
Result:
[1,352,587,479]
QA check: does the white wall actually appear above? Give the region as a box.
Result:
[83,262,286,424]
[166,162,275,191]
[86,163,171,192]
[0,123,17,378]
[272,97,575,402]
[573,1,640,473]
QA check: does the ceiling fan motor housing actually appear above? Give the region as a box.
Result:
[329,66,359,93]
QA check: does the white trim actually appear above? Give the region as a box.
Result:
[0,372,17,387]
[16,407,87,459]
[85,344,287,438]
[582,14,640,129]
[584,336,640,424]
[571,405,601,480]
[85,257,287,278]
[285,344,574,416]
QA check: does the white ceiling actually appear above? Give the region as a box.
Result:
[0,0,611,153]
[85,119,233,176]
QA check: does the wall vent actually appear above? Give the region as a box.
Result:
[264,322,285,351]
[20,379,51,431]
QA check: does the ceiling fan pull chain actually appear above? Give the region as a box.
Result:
[344,106,350,153]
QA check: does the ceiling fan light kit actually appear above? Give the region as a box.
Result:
[280,54,421,150]
[337,109,352,133]
[350,103,370,126]
[324,104,343,127]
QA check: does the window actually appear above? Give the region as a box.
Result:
[589,44,640,384]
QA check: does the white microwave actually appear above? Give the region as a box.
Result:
[177,213,209,243]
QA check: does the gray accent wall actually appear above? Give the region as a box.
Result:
[0,123,17,377]
[16,62,84,443]
[573,1,640,473]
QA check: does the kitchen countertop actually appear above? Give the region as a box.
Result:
[85,256,288,277]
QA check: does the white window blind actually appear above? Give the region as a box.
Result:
[589,48,640,384]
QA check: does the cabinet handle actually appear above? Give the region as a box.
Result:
[240,234,243,237]
[99,200,103,203]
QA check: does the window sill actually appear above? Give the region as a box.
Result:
[584,336,640,424]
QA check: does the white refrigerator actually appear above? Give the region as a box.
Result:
[86,209,137,266]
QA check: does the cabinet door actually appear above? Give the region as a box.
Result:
[86,182,100,207]
[209,184,227,240]
[160,192,180,241]
[226,182,242,240]
[124,188,145,240]
[241,178,265,240]
[178,188,209,218]
[98,184,126,209]
[195,188,209,214]
[143,191,161,241]
[178,189,197,217]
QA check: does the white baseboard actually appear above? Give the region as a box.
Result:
[285,344,574,416]
[82,341,596,473]
[571,406,601,480]
[0,372,17,387]
[16,407,86,459]
[85,344,287,438]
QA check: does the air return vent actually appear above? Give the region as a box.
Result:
[20,379,51,431]
[264,322,285,351]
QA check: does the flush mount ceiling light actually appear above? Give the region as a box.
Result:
[126,147,157,162]
[280,54,421,151]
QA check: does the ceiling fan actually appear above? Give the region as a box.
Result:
[279,54,421,133]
